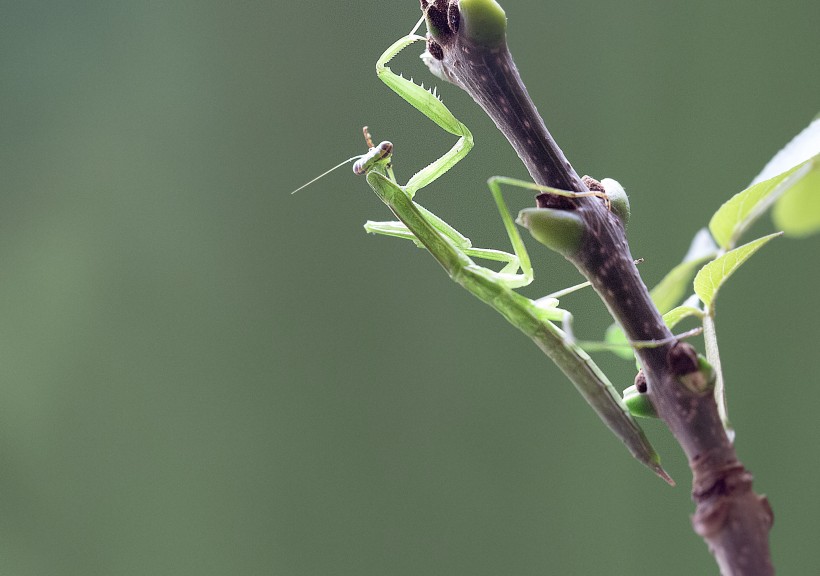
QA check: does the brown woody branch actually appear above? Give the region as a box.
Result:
[418,1,774,573]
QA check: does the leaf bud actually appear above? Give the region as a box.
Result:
[623,384,658,419]
[457,0,507,47]
[516,207,585,257]
[601,178,630,227]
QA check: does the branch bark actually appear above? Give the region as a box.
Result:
[417,1,774,573]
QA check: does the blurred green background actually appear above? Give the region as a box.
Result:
[1,1,817,574]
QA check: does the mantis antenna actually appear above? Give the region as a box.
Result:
[290,127,393,194]
[289,155,364,194]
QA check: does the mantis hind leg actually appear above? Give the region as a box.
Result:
[486,175,621,333]
[489,176,612,211]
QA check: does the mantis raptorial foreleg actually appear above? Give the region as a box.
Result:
[345,29,671,483]
[368,35,610,289]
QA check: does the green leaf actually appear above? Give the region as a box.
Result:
[751,116,820,185]
[603,323,633,360]
[708,155,817,249]
[710,115,820,249]
[694,233,781,310]
[649,229,717,313]
[771,161,820,237]
[662,304,703,330]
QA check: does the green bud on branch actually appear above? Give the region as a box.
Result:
[517,207,585,257]
[623,384,659,419]
[601,178,630,228]
[456,0,507,47]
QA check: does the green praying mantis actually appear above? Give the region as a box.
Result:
[294,20,672,483]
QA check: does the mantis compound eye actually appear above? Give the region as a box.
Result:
[353,141,394,175]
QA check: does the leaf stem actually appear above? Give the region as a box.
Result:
[703,313,734,442]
